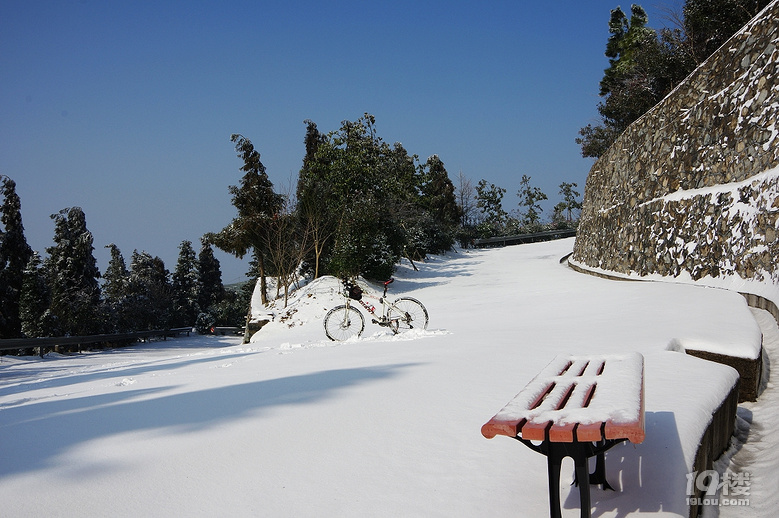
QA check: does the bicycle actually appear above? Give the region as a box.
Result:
[323,278,429,341]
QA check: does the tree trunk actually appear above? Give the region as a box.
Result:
[258,254,268,305]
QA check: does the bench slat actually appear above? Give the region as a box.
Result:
[482,353,645,444]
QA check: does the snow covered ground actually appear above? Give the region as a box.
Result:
[1,238,775,517]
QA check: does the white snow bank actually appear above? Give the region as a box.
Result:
[568,258,764,360]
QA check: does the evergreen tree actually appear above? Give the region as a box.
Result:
[103,244,131,332]
[296,120,336,278]
[296,114,458,278]
[475,180,508,237]
[125,250,172,330]
[558,182,582,223]
[19,252,52,338]
[197,238,224,314]
[209,134,283,304]
[298,114,409,280]
[419,155,461,228]
[517,175,548,227]
[172,240,200,327]
[103,244,129,303]
[45,207,102,336]
[577,5,661,158]
[683,0,770,63]
[577,1,767,158]
[0,176,33,338]
[401,155,460,257]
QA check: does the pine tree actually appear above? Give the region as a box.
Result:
[103,244,130,332]
[420,155,462,228]
[125,251,172,330]
[197,238,224,314]
[683,0,771,64]
[475,180,508,237]
[172,240,200,327]
[209,134,283,304]
[19,252,52,338]
[576,1,767,158]
[517,175,548,228]
[45,207,103,336]
[103,244,129,302]
[297,120,339,278]
[558,182,582,223]
[0,176,34,338]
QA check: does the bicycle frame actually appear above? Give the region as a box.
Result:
[346,292,398,327]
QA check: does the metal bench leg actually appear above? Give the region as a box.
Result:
[546,449,564,518]
[572,453,592,518]
[590,451,615,490]
[518,438,624,518]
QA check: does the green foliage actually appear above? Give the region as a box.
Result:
[517,175,548,226]
[19,252,52,338]
[683,0,771,63]
[557,182,582,222]
[475,180,508,237]
[123,251,172,331]
[45,207,103,336]
[172,240,200,327]
[296,114,457,281]
[213,285,251,327]
[210,134,283,305]
[103,244,132,332]
[0,176,33,338]
[197,238,224,314]
[578,1,770,158]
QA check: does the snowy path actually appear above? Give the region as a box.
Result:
[0,238,773,517]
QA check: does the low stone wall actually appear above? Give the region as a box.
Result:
[689,378,740,518]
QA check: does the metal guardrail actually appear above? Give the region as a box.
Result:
[0,327,192,357]
[473,228,576,247]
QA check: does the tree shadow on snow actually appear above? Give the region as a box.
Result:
[0,363,417,479]
[0,348,258,400]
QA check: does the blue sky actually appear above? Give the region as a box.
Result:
[1,0,684,283]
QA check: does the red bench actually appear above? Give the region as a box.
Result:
[482,353,645,518]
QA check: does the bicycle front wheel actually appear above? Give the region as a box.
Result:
[388,297,429,331]
[324,305,365,341]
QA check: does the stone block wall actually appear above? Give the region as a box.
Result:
[572,1,779,304]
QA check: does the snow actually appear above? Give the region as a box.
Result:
[483,353,645,434]
[0,238,776,517]
[575,164,779,334]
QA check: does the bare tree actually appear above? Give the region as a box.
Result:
[264,189,312,307]
[456,171,478,227]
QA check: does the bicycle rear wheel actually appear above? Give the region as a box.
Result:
[324,305,365,341]
[388,297,429,331]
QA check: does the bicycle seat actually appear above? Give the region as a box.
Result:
[384,278,394,286]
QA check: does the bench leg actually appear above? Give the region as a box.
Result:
[545,443,592,518]
[546,450,563,518]
[573,453,592,518]
[518,438,625,518]
[591,452,615,491]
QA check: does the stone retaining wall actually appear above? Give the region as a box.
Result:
[572,1,779,305]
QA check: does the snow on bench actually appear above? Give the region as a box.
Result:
[481,352,646,518]
[481,352,645,444]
